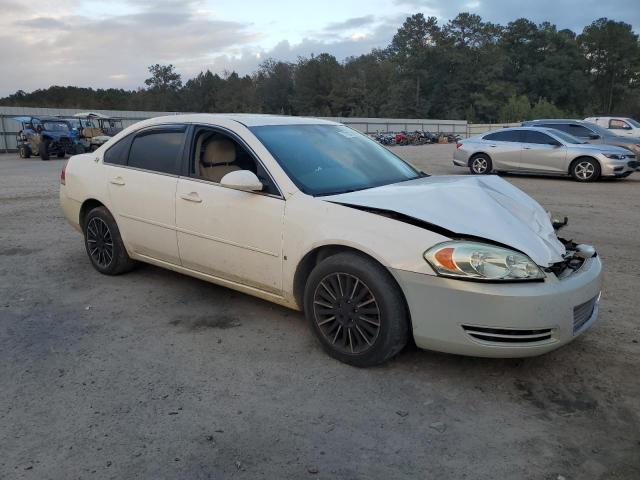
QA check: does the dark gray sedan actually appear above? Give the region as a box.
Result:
[453,127,638,181]
[522,119,640,157]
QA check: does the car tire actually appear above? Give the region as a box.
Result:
[570,158,601,182]
[83,206,136,275]
[303,252,409,367]
[19,145,31,158]
[39,141,50,161]
[469,154,492,174]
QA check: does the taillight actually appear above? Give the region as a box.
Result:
[60,160,68,185]
[456,142,463,149]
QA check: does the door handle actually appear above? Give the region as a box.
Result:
[523,147,532,150]
[109,177,125,186]
[489,144,497,147]
[179,192,202,203]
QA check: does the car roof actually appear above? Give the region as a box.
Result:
[136,113,340,128]
[524,119,585,124]
[481,126,561,135]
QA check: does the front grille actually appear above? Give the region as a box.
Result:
[573,295,599,333]
[462,325,553,344]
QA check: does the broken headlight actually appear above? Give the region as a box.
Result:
[424,241,545,281]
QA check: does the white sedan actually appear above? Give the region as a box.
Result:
[60,114,603,366]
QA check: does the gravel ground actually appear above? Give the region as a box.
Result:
[1,146,639,479]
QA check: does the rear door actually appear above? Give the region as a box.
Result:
[519,130,567,173]
[104,125,187,265]
[481,130,523,170]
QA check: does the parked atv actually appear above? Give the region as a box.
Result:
[14,116,83,160]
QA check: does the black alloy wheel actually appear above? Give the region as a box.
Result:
[312,272,381,355]
[86,216,114,269]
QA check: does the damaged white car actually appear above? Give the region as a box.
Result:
[60,115,603,366]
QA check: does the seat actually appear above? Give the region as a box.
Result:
[198,137,241,182]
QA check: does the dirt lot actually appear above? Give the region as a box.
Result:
[1,146,639,479]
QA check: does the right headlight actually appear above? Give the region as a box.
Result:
[424,241,546,282]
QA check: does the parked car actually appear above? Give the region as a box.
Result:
[60,114,602,366]
[584,116,640,137]
[522,119,640,156]
[454,126,638,181]
[13,116,83,160]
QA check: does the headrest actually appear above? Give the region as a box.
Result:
[203,137,236,165]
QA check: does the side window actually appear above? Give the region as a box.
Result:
[103,134,133,166]
[128,128,186,175]
[191,128,279,195]
[524,131,556,144]
[609,119,630,130]
[483,130,521,142]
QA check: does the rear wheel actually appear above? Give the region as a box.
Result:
[19,145,31,158]
[469,154,492,174]
[303,252,409,367]
[571,158,600,182]
[84,206,136,275]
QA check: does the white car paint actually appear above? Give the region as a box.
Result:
[323,175,566,266]
[60,113,603,359]
[585,116,640,137]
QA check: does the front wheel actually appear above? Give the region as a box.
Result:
[469,154,492,174]
[571,158,600,182]
[84,206,136,275]
[303,252,409,367]
[39,141,50,161]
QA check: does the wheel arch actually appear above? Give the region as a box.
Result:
[292,244,411,325]
[468,151,492,166]
[79,198,107,231]
[568,155,601,174]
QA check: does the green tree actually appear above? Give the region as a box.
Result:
[578,18,640,113]
[499,94,531,122]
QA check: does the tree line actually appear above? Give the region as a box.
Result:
[2,14,639,122]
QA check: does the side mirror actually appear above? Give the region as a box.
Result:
[220,170,263,192]
[548,140,561,147]
[589,133,600,139]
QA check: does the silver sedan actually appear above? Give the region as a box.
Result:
[453,127,639,181]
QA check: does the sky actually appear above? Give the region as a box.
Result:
[0,0,638,97]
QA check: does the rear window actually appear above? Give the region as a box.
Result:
[483,130,522,142]
[127,128,186,175]
[104,135,132,166]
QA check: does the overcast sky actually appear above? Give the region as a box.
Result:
[0,0,638,97]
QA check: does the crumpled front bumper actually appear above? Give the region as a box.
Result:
[394,255,603,358]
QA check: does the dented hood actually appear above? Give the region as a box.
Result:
[323,175,566,266]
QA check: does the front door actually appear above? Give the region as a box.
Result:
[519,130,567,173]
[104,125,187,265]
[175,126,285,294]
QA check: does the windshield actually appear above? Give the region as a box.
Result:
[548,129,584,144]
[626,118,640,128]
[42,121,70,132]
[250,124,420,196]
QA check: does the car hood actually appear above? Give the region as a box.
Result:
[572,142,635,153]
[323,175,566,267]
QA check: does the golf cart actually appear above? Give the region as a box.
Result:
[14,116,84,160]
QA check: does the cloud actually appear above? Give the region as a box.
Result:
[325,15,376,32]
[0,2,261,95]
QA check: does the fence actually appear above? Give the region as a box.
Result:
[0,106,470,152]
[465,122,520,137]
